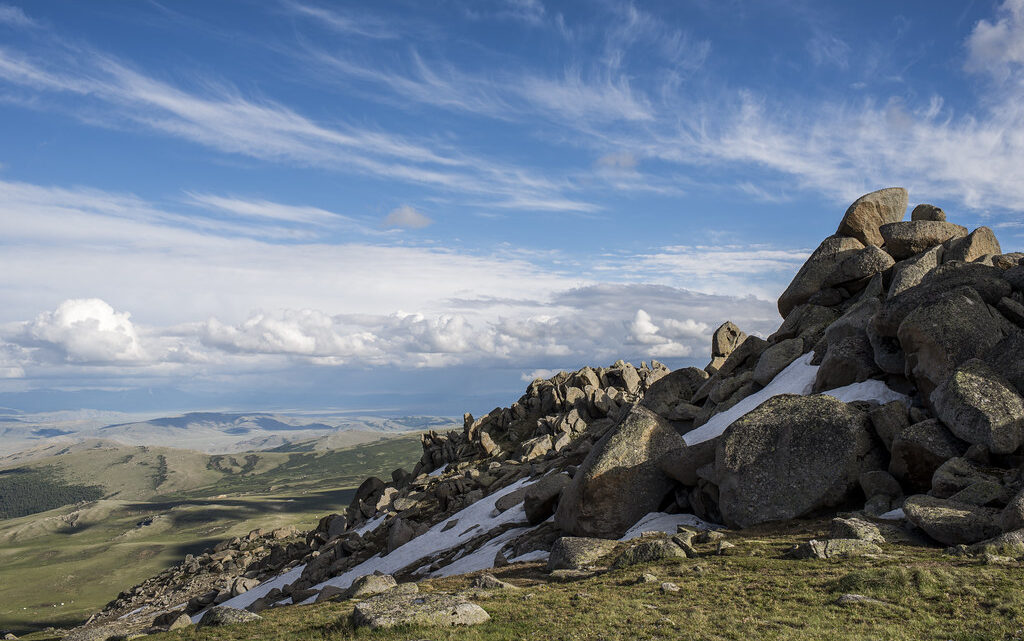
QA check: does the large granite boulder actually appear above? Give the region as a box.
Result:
[879,221,967,260]
[640,367,708,418]
[523,473,571,525]
[836,187,908,247]
[778,235,865,318]
[554,405,683,539]
[930,359,1024,454]
[547,537,618,570]
[897,287,1010,397]
[714,395,883,528]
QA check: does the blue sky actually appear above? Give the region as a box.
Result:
[1,0,1022,416]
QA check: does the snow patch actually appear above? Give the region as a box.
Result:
[684,353,909,446]
[508,549,549,564]
[198,563,306,619]
[878,507,905,520]
[619,512,719,541]
[309,477,534,592]
[354,512,386,536]
[428,463,448,477]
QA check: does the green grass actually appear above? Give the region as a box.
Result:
[136,519,1024,641]
[0,435,423,633]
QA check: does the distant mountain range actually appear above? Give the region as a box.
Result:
[0,410,456,456]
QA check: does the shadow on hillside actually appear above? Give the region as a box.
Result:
[122,487,357,529]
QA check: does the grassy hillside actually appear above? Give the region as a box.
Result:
[53,518,1024,641]
[0,435,423,632]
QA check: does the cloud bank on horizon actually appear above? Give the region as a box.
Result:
[0,0,1022,412]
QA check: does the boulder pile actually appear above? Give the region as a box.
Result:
[71,187,1024,638]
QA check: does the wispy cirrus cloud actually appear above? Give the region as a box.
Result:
[0,4,34,27]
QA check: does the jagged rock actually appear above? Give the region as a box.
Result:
[788,539,882,559]
[387,518,415,553]
[944,226,1001,263]
[772,304,841,344]
[351,592,489,629]
[830,517,885,543]
[930,358,1024,454]
[612,539,688,569]
[555,405,685,539]
[196,606,262,628]
[479,431,500,457]
[752,338,804,386]
[903,495,1001,545]
[346,574,398,599]
[823,245,895,289]
[523,473,571,525]
[912,204,946,222]
[897,287,1010,396]
[715,336,769,379]
[779,235,865,318]
[836,187,908,247]
[547,537,617,570]
[888,419,967,492]
[879,221,967,260]
[888,244,943,298]
[714,394,882,528]
[984,331,1024,397]
[520,434,553,461]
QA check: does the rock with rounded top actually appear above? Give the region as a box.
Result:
[778,235,865,318]
[836,187,908,247]
[346,574,398,599]
[813,334,881,392]
[711,321,746,358]
[930,358,1024,455]
[903,495,1001,545]
[196,606,262,628]
[879,221,967,260]
[752,337,804,386]
[830,517,885,543]
[351,592,489,629]
[547,537,618,570]
[897,287,1010,397]
[868,401,909,451]
[983,331,1024,397]
[823,245,895,289]
[714,394,882,528]
[944,226,1001,263]
[873,263,1012,337]
[912,204,946,222]
[998,490,1024,532]
[888,419,967,492]
[555,405,686,539]
[771,304,842,344]
[640,367,708,417]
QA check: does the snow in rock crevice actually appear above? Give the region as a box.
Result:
[683,353,909,447]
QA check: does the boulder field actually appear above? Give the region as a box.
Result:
[70,188,1024,637]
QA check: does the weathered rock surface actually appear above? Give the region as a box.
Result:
[903,495,1001,545]
[547,537,617,570]
[352,592,490,629]
[779,235,865,318]
[888,419,967,492]
[836,187,908,247]
[555,405,684,539]
[788,538,882,559]
[715,395,882,528]
[879,221,967,260]
[930,358,1024,454]
[612,539,688,568]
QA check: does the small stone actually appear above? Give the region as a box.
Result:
[636,573,659,584]
[660,582,680,594]
[196,606,262,628]
[836,593,890,607]
[472,574,518,590]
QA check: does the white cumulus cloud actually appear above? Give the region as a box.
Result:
[383,205,434,229]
